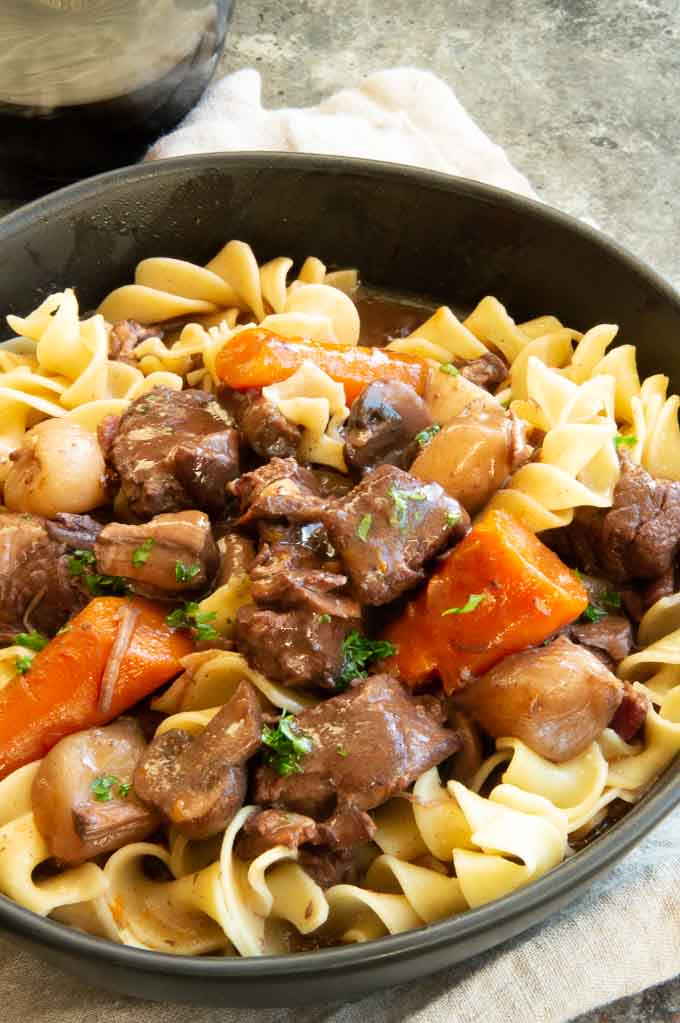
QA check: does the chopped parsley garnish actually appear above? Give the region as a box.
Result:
[91,775,131,802]
[602,589,622,610]
[439,362,460,376]
[415,424,441,448]
[261,711,314,777]
[15,631,48,652]
[445,510,461,528]
[389,486,428,529]
[84,573,131,597]
[175,561,201,583]
[580,603,607,623]
[67,549,96,576]
[441,593,486,616]
[68,548,130,595]
[166,601,218,642]
[580,589,621,623]
[336,745,349,758]
[357,513,373,542]
[14,654,32,675]
[614,433,637,448]
[337,630,398,689]
[132,538,154,567]
[318,614,331,624]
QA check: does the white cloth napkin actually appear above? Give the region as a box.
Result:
[147,66,537,200]
[2,67,676,1023]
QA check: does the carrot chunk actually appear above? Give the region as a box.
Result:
[215,327,430,404]
[381,509,588,692]
[0,597,192,779]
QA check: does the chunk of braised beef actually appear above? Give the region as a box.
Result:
[458,352,508,392]
[343,380,432,473]
[44,513,102,550]
[133,681,262,839]
[109,320,162,364]
[0,512,85,642]
[610,682,649,741]
[219,386,302,459]
[547,458,680,583]
[229,457,328,527]
[454,636,623,763]
[235,809,320,860]
[95,510,218,597]
[321,464,469,605]
[174,431,239,515]
[235,605,359,688]
[215,533,256,588]
[569,614,634,666]
[298,848,357,888]
[110,387,238,520]
[253,674,460,816]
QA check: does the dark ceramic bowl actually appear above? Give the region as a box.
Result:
[0,154,679,1008]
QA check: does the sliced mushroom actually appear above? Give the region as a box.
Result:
[134,680,262,839]
[94,510,218,596]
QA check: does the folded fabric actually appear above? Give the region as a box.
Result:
[147,66,537,199]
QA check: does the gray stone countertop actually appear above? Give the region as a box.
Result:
[1,1,679,1020]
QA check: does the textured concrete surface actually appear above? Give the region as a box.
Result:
[2,1,679,1019]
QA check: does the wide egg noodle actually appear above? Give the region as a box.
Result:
[0,760,106,917]
[387,305,488,363]
[151,650,318,717]
[497,738,609,832]
[411,767,475,858]
[263,361,349,472]
[364,854,467,924]
[489,357,620,531]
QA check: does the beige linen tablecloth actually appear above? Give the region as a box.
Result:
[1,67,677,1022]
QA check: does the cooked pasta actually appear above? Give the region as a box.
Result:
[0,237,677,961]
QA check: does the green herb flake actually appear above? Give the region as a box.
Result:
[90,775,124,802]
[117,781,132,798]
[15,631,48,652]
[336,745,349,758]
[614,433,637,448]
[415,424,441,448]
[337,630,398,689]
[132,538,154,567]
[166,601,218,642]
[445,510,461,528]
[602,589,622,610]
[439,362,460,377]
[261,711,314,777]
[441,593,486,616]
[572,567,582,581]
[67,549,96,577]
[84,573,131,597]
[14,654,32,675]
[175,561,201,583]
[318,614,331,624]
[357,513,373,542]
[388,486,428,529]
[68,548,131,595]
[580,603,608,624]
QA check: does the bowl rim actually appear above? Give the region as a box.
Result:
[1,150,679,979]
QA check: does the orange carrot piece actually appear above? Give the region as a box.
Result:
[0,597,192,780]
[215,327,430,404]
[381,509,588,693]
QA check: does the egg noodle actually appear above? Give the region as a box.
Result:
[0,239,678,954]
